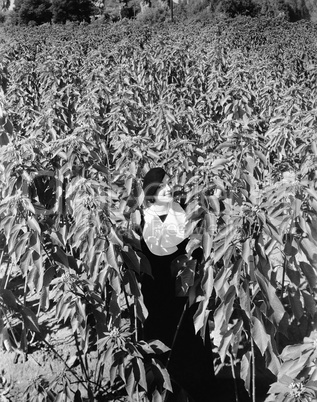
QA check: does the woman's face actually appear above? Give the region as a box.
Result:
[154,175,173,205]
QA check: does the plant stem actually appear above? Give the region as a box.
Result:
[119,269,134,333]
[136,386,140,402]
[166,300,187,369]
[94,351,103,390]
[73,330,105,398]
[1,259,12,290]
[134,296,138,342]
[249,268,255,402]
[250,336,256,402]
[281,256,286,300]
[0,249,4,270]
[230,352,239,402]
[276,257,287,352]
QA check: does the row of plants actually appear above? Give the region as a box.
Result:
[0,15,317,401]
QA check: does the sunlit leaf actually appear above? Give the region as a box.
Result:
[107,242,120,271]
[251,316,270,355]
[240,351,251,395]
[26,216,41,234]
[202,232,212,260]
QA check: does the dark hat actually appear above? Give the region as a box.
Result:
[143,167,166,200]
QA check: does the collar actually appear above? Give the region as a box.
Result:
[143,202,188,256]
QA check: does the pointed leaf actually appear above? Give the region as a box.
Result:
[107,242,119,271]
[8,224,22,254]
[148,340,170,355]
[255,271,286,326]
[288,288,304,321]
[29,231,41,255]
[251,316,270,355]
[39,286,50,311]
[2,216,15,239]
[20,306,40,333]
[26,216,41,234]
[240,352,251,395]
[136,358,147,391]
[301,290,316,317]
[242,238,252,265]
[299,238,317,269]
[208,197,220,216]
[52,246,69,268]
[43,266,57,287]
[211,158,229,169]
[0,289,17,309]
[202,232,212,260]
[14,232,29,261]
[121,248,140,273]
[299,261,317,290]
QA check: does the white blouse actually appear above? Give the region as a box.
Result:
[143,202,195,256]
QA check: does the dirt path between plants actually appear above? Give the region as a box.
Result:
[0,318,78,400]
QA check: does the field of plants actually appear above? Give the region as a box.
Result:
[1,14,317,402]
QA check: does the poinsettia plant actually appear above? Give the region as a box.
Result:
[0,16,317,402]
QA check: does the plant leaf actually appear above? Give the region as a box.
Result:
[251,316,270,355]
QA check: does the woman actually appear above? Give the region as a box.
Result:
[140,167,215,402]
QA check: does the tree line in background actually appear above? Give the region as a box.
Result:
[9,0,96,24]
[0,0,315,25]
